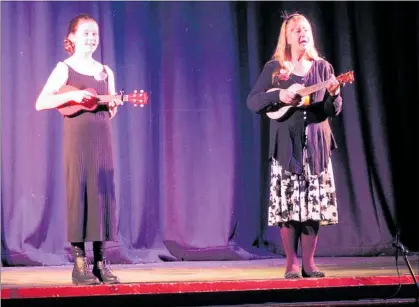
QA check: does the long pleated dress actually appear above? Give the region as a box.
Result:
[62,62,117,243]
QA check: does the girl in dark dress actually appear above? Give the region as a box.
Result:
[247,13,343,279]
[35,14,120,285]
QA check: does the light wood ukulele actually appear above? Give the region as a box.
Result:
[265,71,354,120]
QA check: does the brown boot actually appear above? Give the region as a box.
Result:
[72,256,100,285]
[92,259,120,284]
[92,241,120,284]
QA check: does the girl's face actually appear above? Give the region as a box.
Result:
[69,20,99,55]
[286,17,313,54]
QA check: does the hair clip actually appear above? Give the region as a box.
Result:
[281,11,302,23]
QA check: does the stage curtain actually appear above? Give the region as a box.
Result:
[2,1,417,266]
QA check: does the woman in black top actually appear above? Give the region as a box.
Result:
[247,13,342,279]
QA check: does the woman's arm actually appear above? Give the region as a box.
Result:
[246,61,283,114]
[322,62,343,117]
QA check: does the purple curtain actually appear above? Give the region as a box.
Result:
[2,1,417,266]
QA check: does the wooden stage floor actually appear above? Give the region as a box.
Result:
[2,256,419,306]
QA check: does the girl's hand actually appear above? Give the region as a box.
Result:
[73,90,95,103]
[109,98,123,119]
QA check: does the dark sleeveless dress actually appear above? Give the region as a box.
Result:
[62,62,117,242]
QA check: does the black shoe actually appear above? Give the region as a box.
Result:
[284,271,302,279]
[93,259,120,284]
[72,257,100,285]
[301,268,326,278]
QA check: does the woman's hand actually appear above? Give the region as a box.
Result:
[326,75,340,96]
[279,89,301,105]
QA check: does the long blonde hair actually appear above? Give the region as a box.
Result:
[272,13,320,81]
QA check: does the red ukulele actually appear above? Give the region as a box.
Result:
[56,85,149,116]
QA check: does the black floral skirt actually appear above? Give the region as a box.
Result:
[268,157,338,226]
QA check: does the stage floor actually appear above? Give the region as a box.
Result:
[2,256,419,305]
[2,256,418,287]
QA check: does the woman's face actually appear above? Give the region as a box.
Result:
[286,17,313,54]
[69,20,99,55]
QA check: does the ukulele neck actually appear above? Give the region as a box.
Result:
[296,80,329,97]
[96,94,127,105]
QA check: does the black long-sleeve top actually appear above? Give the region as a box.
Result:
[247,59,343,175]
